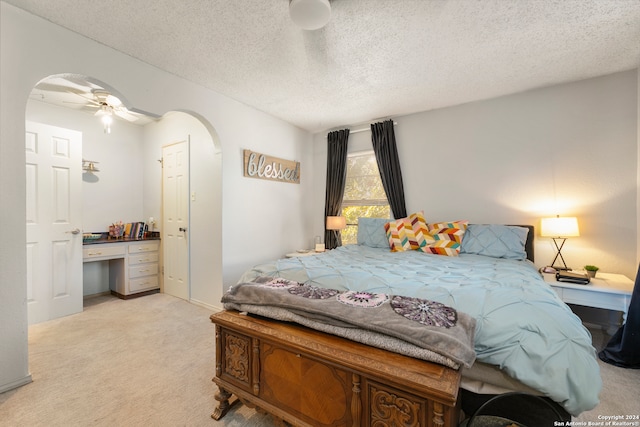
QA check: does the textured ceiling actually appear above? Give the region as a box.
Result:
[6,0,640,133]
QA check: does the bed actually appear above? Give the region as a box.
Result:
[214,219,601,424]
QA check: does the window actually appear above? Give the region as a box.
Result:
[340,151,391,244]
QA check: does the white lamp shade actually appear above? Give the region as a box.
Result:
[289,0,331,30]
[326,216,346,230]
[540,216,580,237]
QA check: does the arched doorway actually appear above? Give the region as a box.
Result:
[25,74,222,324]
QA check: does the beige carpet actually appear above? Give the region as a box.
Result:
[0,294,273,427]
[0,293,638,426]
[574,326,640,422]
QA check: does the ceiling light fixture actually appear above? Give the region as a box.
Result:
[289,0,331,30]
[95,105,114,134]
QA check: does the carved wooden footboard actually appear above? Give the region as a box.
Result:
[210,310,461,427]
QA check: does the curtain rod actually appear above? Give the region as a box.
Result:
[327,121,397,136]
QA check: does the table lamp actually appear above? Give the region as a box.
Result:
[326,216,347,231]
[540,216,580,271]
[325,216,347,250]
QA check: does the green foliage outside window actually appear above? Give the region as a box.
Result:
[340,152,391,245]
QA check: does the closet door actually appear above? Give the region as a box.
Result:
[162,138,190,300]
[26,121,83,324]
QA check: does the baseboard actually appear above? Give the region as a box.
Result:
[111,289,159,300]
[83,291,111,300]
[0,374,33,394]
[189,298,222,313]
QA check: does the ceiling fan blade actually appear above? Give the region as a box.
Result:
[33,82,88,95]
[62,74,97,89]
[114,109,139,122]
[77,93,100,102]
[63,99,100,107]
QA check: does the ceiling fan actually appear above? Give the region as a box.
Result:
[31,76,155,132]
[63,89,142,133]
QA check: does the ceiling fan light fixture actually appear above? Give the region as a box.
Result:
[96,105,113,134]
[101,114,113,134]
[289,0,331,30]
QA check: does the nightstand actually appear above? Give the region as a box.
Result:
[285,250,316,258]
[542,272,634,327]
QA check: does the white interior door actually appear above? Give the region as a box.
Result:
[162,139,190,300]
[26,121,83,325]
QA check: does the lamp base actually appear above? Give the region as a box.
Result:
[548,237,572,272]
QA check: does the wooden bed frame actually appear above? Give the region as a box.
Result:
[211,310,461,427]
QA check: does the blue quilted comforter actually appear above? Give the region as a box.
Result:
[238,244,601,416]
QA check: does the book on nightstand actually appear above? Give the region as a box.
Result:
[556,271,590,285]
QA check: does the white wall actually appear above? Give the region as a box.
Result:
[313,70,639,279]
[220,115,315,286]
[0,2,313,393]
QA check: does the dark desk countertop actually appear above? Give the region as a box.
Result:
[83,233,161,245]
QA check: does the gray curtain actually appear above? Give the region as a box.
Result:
[324,129,349,249]
[371,120,407,219]
[599,263,640,368]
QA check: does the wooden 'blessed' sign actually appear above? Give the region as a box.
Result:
[243,150,300,184]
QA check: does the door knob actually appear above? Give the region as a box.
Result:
[66,228,81,234]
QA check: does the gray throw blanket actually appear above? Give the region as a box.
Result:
[222,277,476,369]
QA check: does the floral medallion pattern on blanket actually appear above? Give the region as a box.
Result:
[288,284,340,299]
[258,278,300,289]
[337,291,389,308]
[390,295,457,328]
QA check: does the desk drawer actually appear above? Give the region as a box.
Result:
[129,263,159,279]
[129,242,159,254]
[129,275,159,293]
[129,252,159,265]
[83,245,126,260]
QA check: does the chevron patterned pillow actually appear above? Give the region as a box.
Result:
[384,211,429,252]
[420,220,469,256]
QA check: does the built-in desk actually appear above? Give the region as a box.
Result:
[83,238,160,299]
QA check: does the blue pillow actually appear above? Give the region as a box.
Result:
[460,224,529,260]
[357,217,392,248]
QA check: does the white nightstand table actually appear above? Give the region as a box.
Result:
[542,272,634,324]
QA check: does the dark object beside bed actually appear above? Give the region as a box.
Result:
[599,263,640,368]
[461,391,568,426]
[460,389,569,425]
